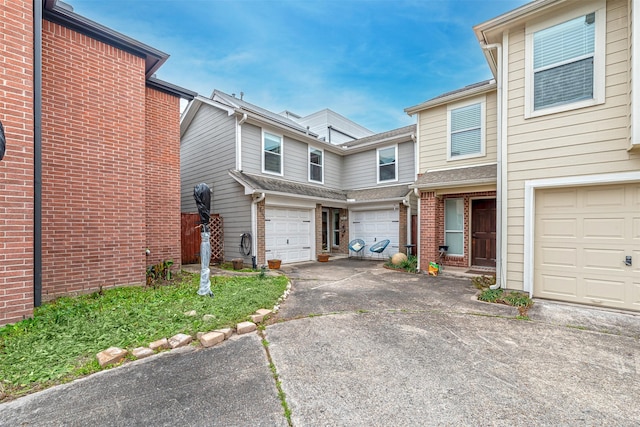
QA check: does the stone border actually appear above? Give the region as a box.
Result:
[95,280,293,368]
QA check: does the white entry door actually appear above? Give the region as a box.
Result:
[265,207,313,264]
[351,209,399,258]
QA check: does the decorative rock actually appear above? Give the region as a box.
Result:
[256,308,272,316]
[236,321,257,335]
[149,338,169,351]
[96,347,128,368]
[184,310,197,317]
[168,333,192,349]
[132,347,155,359]
[215,328,233,339]
[196,332,204,340]
[250,313,265,323]
[202,314,215,321]
[391,252,408,265]
[199,331,225,348]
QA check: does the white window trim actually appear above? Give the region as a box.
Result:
[262,130,284,176]
[444,198,464,257]
[446,95,486,161]
[377,145,398,184]
[524,0,606,119]
[308,146,324,184]
[522,171,640,297]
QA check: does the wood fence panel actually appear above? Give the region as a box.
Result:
[181,213,224,264]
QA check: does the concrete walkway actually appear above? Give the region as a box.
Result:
[1,258,639,426]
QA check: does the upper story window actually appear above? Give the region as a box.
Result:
[263,131,283,175]
[525,2,605,118]
[377,145,397,183]
[447,97,485,160]
[309,147,323,183]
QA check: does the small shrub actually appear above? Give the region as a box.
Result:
[477,288,503,303]
[384,255,417,273]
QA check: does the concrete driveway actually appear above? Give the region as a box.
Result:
[2,258,639,426]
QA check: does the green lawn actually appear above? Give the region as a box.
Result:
[0,271,288,401]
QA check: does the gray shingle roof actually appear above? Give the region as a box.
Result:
[340,124,416,148]
[346,185,411,201]
[229,170,411,203]
[413,164,497,190]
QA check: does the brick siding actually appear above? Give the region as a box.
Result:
[41,21,146,300]
[419,190,496,271]
[0,0,35,324]
[145,87,182,270]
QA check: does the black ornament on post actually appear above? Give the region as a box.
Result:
[193,183,213,297]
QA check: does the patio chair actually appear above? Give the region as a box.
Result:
[348,239,366,259]
[369,239,390,259]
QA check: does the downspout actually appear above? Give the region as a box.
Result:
[34,0,43,307]
[402,198,411,250]
[480,40,505,291]
[251,192,265,264]
[632,0,640,147]
[236,113,247,170]
[413,187,420,271]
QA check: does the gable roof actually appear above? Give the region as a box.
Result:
[404,80,496,115]
[340,124,416,150]
[213,90,317,137]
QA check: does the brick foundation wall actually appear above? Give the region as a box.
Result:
[40,21,147,299]
[419,190,496,271]
[0,0,35,325]
[145,87,182,271]
[315,204,323,255]
[256,199,266,265]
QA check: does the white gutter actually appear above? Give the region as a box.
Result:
[402,198,411,250]
[236,113,247,170]
[251,192,266,261]
[480,39,506,290]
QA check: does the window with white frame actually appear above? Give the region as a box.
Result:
[377,145,397,182]
[309,147,323,183]
[444,198,464,256]
[526,2,605,117]
[448,99,485,160]
[263,131,282,175]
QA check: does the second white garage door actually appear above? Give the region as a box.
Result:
[534,183,640,311]
[351,209,399,258]
[265,207,313,264]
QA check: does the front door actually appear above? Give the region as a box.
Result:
[471,199,496,267]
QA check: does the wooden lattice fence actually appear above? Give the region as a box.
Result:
[181,213,224,264]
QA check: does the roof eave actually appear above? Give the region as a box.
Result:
[411,178,496,191]
[44,0,169,78]
[404,82,497,115]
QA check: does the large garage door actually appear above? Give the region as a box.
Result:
[351,210,399,258]
[535,183,640,311]
[265,207,313,264]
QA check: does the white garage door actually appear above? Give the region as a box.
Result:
[351,210,399,258]
[265,207,313,264]
[535,183,640,311]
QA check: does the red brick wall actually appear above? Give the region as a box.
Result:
[40,21,147,299]
[0,0,35,324]
[144,87,181,270]
[419,191,496,271]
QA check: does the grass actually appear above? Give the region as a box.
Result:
[477,287,534,318]
[0,271,288,401]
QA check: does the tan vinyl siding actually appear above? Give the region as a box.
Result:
[417,91,498,172]
[504,0,640,291]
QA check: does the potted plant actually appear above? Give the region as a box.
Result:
[317,253,330,262]
[267,256,281,269]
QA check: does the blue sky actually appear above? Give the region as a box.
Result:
[69,0,529,133]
